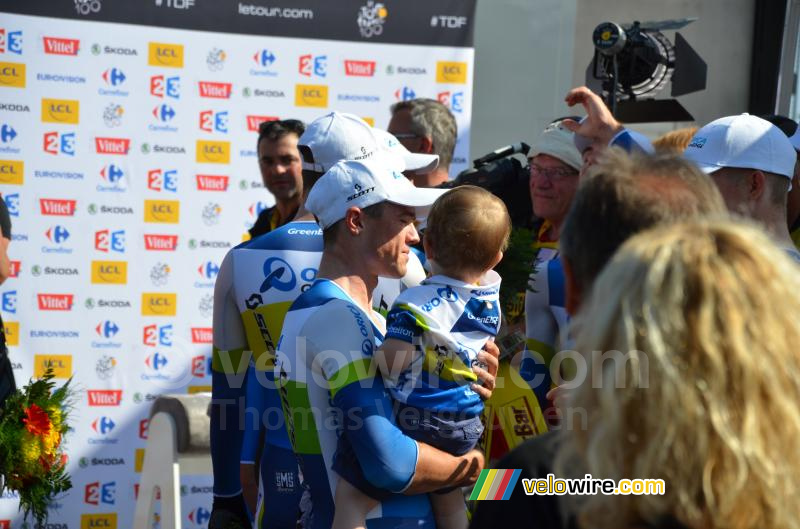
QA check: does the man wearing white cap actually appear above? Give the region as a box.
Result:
[683,113,800,260]
[276,159,496,528]
[521,119,582,411]
[760,115,800,252]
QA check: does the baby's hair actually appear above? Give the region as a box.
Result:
[425,185,511,276]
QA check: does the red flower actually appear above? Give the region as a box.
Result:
[23,404,52,437]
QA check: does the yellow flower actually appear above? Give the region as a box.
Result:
[42,429,61,455]
[48,406,63,430]
[20,434,42,465]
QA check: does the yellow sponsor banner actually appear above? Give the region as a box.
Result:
[148,42,184,68]
[4,321,18,347]
[34,354,72,378]
[0,160,23,185]
[41,98,80,124]
[81,514,117,529]
[187,385,212,394]
[0,61,25,88]
[134,448,145,472]
[195,140,231,164]
[141,293,177,316]
[144,199,180,223]
[436,61,467,84]
[91,260,128,284]
[294,84,329,108]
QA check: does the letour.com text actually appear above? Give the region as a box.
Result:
[523,474,665,496]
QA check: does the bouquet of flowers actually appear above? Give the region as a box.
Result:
[494,227,537,358]
[0,368,73,524]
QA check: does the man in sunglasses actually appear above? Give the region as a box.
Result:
[388,98,457,188]
[249,119,306,238]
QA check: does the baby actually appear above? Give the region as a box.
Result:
[333,185,511,529]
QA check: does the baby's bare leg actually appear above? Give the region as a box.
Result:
[332,478,380,529]
[431,489,468,529]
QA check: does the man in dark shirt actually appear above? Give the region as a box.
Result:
[248,119,305,239]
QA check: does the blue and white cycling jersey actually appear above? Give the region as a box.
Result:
[384,271,501,417]
[276,279,435,529]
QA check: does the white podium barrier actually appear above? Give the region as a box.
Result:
[133,394,213,529]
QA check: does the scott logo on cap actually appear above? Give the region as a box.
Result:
[688,137,706,149]
[347,182,374,202]
[353,145,374,160]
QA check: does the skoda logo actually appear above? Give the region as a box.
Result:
[242,87,252,98]
[85,297,95,309]
[79,457,89,468]
[31,265,41,277]
[239,180,248,190]
[91,43,101,55]
[141,143,151,154]
[88,203,98,215]
[260,257,296,293]
[188,239,197,249]
[133,392,143,403]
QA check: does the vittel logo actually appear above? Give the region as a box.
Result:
[38,294,73,311]
[95,137,130,155]
[198,81,231,99]
[144,234,178,251]
[43,37,80,56]
[40,199,77,216]
[87,390,122,407]
[196,174,229,191]
[344,60,375,77]
[191,327,212,343]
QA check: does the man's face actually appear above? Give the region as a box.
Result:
[258,134,303,203]
[387,108,424,154]
[362,203,420,279]
[528,153,580,225]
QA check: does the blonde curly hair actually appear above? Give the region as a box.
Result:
[557,219,800,529]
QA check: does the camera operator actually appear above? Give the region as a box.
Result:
[388,98,457,187]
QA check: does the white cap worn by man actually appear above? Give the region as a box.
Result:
[306,159,445,230]
[299,111,439,175]
[684,113,800,259]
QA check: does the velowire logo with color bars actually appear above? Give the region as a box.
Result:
[469,469,522,500]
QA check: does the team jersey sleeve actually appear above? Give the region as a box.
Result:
[384,299,427,344]
[303,302,420,493]
[211,251,250,497]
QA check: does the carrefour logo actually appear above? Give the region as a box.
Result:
[145,352,168,371]
[153,104,176,122]
[188,508,211,526]
[198,260,220,279]
[41,98,80,124]
[96,320,120,338]
[294,84,328,108]
[102,67,126,86]
[91,416,116,435]
[394,86,415,101]
[100,164,124,183]
[1,124,17,143]
[45,225,70,243]
[148,42,184,68]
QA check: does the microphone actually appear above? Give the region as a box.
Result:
[473,142,530,168]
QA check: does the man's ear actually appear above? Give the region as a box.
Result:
[748,170,766,202]
[419,135,434,155]
[422,236,435,261]
[343,207,365,235]
[562,257,582,316]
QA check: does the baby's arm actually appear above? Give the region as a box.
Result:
[379,301,426,383]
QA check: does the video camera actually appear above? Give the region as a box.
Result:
[439,142,533,229]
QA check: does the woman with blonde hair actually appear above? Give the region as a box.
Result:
[557,219,800,529]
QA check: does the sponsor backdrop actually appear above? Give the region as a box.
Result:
[0,0,475,527]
